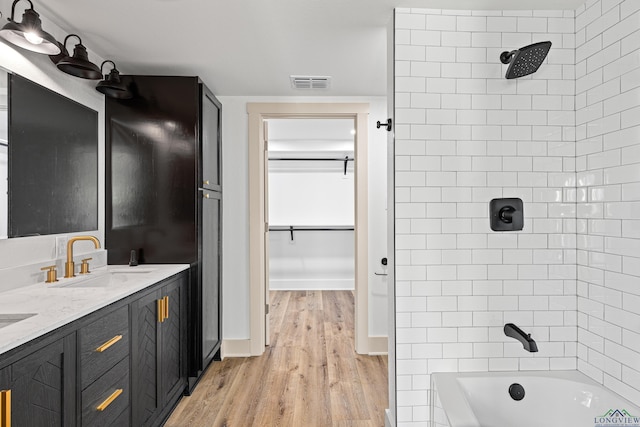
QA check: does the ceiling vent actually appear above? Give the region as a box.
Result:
[290,75,331,90]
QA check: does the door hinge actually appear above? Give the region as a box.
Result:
[265,304,270,315]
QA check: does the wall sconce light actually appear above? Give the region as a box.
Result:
[0,0,60,55]
[96,60,132,99]
[51,34,102,79]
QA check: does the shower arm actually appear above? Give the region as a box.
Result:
[500,50,518,64]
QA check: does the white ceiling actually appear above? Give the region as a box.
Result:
[36,0,586,97]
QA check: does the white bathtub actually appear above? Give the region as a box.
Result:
[431,370,640,427]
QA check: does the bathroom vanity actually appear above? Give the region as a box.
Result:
[0,264,189,426]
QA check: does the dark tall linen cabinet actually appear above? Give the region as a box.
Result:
[105,76,222,389]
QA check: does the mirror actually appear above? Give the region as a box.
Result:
[0,67,98,238]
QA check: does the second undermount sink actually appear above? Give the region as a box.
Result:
[0,313,37,329]
[52,269,154,289]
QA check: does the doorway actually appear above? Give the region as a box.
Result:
[247,103,371,355]
[266,118,356,344]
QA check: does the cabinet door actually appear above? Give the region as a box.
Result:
[160,276,186,405]
[202,191,221,366]
[130,289,161,427]
[0,335,76,427]
[201,87,222,191]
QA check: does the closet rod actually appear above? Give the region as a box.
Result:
[0,142,7,147]
[268,225,355,241]
[268,158,354,161]
[268,156,354,175]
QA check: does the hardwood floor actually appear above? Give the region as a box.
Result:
[165,291,388,427]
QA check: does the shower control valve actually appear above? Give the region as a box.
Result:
[490,198,524,232]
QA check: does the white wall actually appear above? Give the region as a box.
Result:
[269,230,355,290]
[394,8,576,426]
[269,166,355,226]
[575,0,640,405]
[218,95,388,339]
[0,0,106,279]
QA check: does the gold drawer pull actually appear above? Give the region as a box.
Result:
[164,296,169,320]
[0,389,10,427]
[96,335,123,353]
[96,389,123,412]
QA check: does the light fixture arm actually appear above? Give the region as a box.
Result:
[63,33,82,50]
[100,60,116,74]
[9,0,35,21]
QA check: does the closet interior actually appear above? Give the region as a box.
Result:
[267,118,356,292]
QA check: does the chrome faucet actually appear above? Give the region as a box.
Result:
[64,236,101,278]
[504,323,538,352]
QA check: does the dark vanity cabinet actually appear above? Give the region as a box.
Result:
[0,335,76,426]
[131,274,187,427]
[105,76,223,389]
[0,270,188,427]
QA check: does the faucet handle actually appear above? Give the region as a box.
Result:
[80,258,93,275]
[40,265,59,283]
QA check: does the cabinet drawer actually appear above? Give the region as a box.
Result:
[82,356,130,427]
[80,305,129,389]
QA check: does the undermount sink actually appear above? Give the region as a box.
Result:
[0,313,37,329]
[108,267,155,274]
[52,269,153,289]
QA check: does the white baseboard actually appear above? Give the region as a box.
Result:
[368,336,388,355]
[269,278,354,290]
[385,409,395,427]
[221,339,252,358]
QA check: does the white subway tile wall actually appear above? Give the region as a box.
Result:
[394,1,640,425]
[395,8,576,425]
[575,0,640,407]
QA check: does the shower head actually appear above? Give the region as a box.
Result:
[500,41,552,79]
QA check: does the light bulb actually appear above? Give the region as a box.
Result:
[24,32,43,45]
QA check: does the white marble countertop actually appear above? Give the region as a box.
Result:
[0,264,189,355]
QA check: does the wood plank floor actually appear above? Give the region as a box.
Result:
[165,291,388,427]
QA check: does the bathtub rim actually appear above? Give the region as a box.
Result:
[431,370,639,427]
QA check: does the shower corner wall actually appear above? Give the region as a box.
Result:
[394,6,582,426]
[395,1,640,424]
